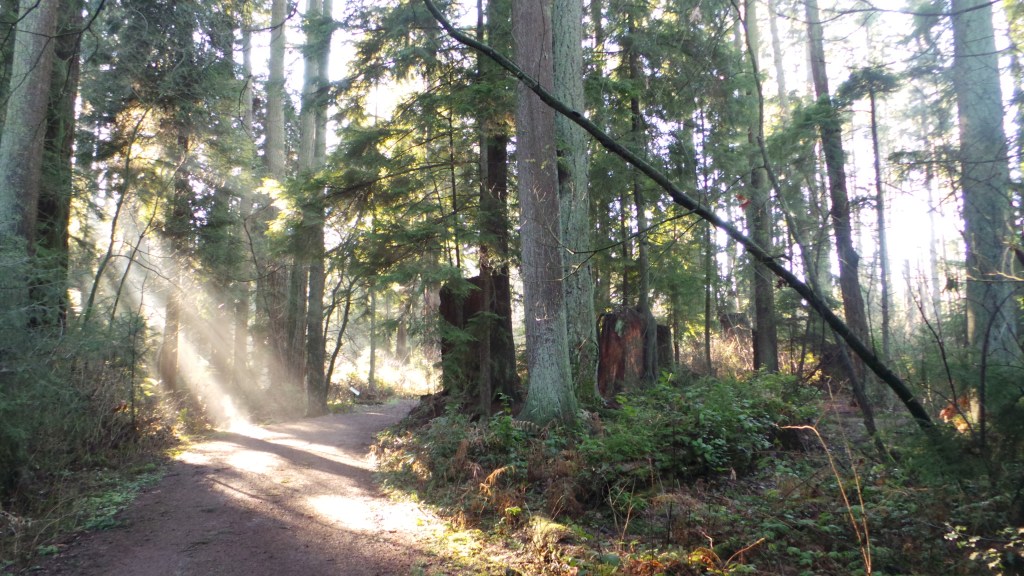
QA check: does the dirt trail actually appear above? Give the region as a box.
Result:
[26,400,450,576]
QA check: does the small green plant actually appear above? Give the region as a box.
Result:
[35,544,59,556]
[579,372,819,501]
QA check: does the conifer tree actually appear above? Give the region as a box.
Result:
[554,0,599,399]
[514,0,577,424]
[0,0,60,344]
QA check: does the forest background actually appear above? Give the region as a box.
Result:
[0,0,1022,573]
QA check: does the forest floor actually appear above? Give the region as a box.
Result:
[9,399,486,576]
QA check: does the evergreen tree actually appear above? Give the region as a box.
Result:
[951,0,1021,435]
[0,0,60,344]
[514,0,577,425]
[554,0,599,400]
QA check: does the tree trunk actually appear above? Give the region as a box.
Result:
[160,281,181,391]
[0,0,60,339]
[951,0,1020,369]
[952,0,1020,447]
[626,11,657,385]
[286,260,308,388]
[743,0,779,372]
[767,0,789,115]
[513,0,577,425]
[266,0,287,177]
[34,0,81,327]
[257,0,290,392]
[300,0,330,416]
[868,88,891,360]
[482,134,519,402]
[368,286,377,394]
[473,0,519,413]
[232,15,254,395]
[805,0,877,435]
[160,126,193,392]
[305,229,326,414]
[553,0,598,401]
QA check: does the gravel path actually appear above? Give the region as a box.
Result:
[26,400,449,576]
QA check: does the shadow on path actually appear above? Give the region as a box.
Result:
[21,400,451,576]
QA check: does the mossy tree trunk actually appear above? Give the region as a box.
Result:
[554,0,599,401]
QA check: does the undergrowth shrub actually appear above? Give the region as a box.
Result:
[376,365,1024,574]
[1,315,170,567]
[579,372,820,504]
[378,372,821,526]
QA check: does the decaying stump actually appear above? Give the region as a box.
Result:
[597,307,671,400]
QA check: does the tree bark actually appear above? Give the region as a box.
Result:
[951,0,1020,370]
[160,126,193,392]
[266,0,287,177]
[625,11,657,386]
[513,0,577,425]
[300,0,330,416]
[804,0,877,434]
[256,0,290,392]
[868,88,891,360]
[743,0,779,372]
[0,0,60,340]
[232,14,255,395]
[34,0,82,327]
[553,0,599,400]
[767,0,789,115]
[471,0,519,413]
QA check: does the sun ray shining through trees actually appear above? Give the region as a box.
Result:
[1,0,1022,572]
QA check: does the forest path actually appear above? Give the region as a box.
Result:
[29,399,452,576]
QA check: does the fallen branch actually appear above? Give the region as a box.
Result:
[421,0,932,428]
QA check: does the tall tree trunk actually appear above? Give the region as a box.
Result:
[266,0,287,177]
[805,0,877,435]
[553,0,598,400]
[232,16,255,394]
[487,136,520,399]
[868,88,891,360]
[286,259,308,388]
[743,0,779,372]
[300,0,331,416]
[952,0,1020,364]
[304,216,326,415]
[0,0,60,342]
[618,188,631,306]
[368,285,377,394]
[0,0,17,128]
[258,0,290,392]
[626,11,657,385]
[514,0,577,425]
[951,0,1020,444]
[34,0,81,327]
[475,0,519,410]
[160,283,181,391]
[767,0,788,115]
[160,128,193,393]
